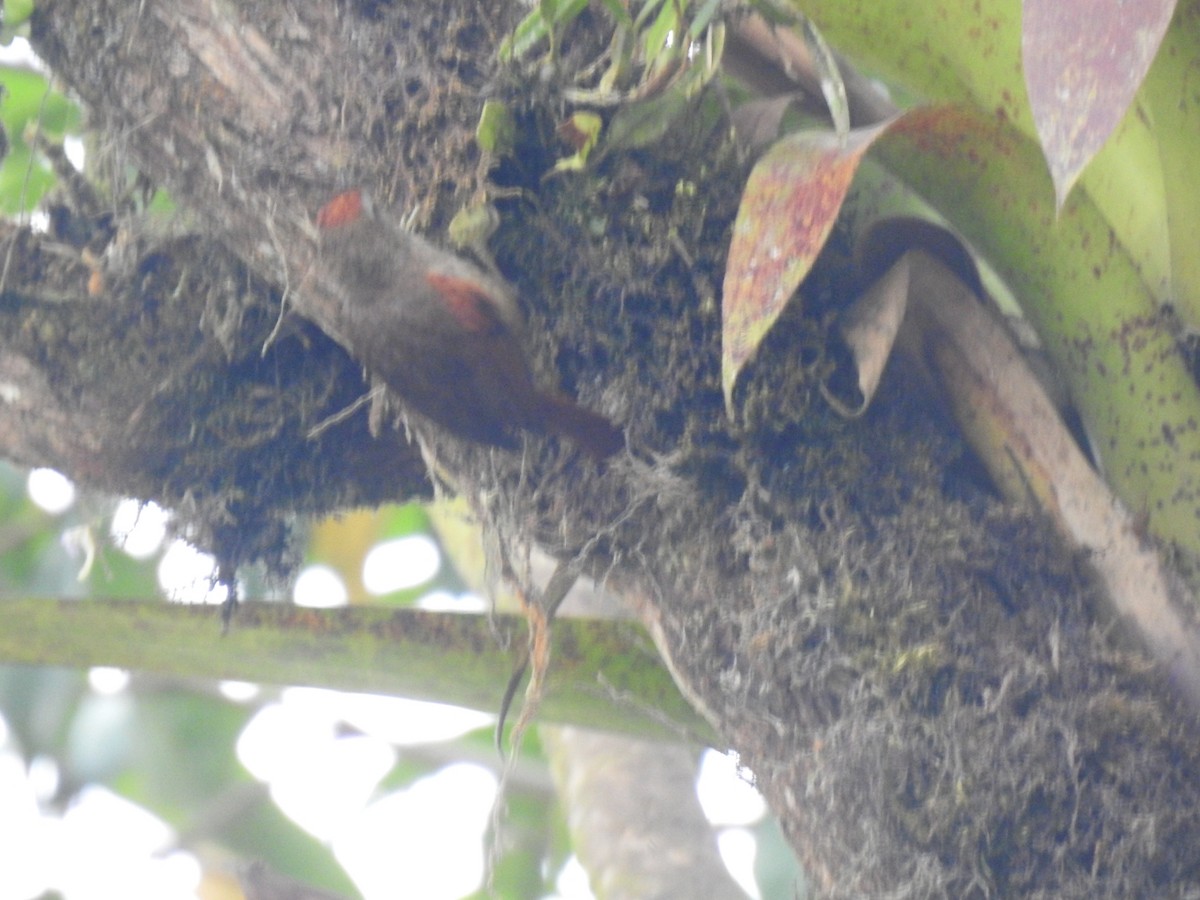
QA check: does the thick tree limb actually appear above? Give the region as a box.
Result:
[18,1,1200,896]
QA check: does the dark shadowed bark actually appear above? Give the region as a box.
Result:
[12,1,1200,895]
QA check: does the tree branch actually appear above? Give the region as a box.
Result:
[0,597,713,743]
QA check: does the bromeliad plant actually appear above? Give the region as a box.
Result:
[505,0,1200,700]
[718,0,1200,702]
[721,0,1200,564]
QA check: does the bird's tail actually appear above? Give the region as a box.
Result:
[537,393,624,460]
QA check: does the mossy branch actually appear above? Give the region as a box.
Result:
[0,598,713,743]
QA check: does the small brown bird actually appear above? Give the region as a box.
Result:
[316,189,622,459]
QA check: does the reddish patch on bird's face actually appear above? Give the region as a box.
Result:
[425,272,501,334]
[316,189,363,229]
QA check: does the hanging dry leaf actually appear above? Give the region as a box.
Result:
[728,95,797,152]
[825,216,986,417]
[821,253,910,418]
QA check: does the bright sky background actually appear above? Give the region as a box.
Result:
[4,469,772,899]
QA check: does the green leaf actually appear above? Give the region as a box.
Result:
[0,66,83,211]
[603,32,725,153]
[0,143,54,213]
[689,0,726,37]
[501,10,551,60]
[503,0,589,59]
[597,0,635,28]
[2,0,35,42]
[641,0,681,67]
[3,0,34,26]
[0,66,80,136]
[476,99,516,156]
[551,110,603,172]
[546,0,588,27]
[603,86,690,150]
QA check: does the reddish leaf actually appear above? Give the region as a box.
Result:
[1023,0,1174,209]
[722,122,890,409]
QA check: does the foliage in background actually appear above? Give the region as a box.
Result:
[0,58,77,212]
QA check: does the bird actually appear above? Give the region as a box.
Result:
[315,189,623,459]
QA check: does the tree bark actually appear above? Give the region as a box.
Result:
[18,0,1200,896]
